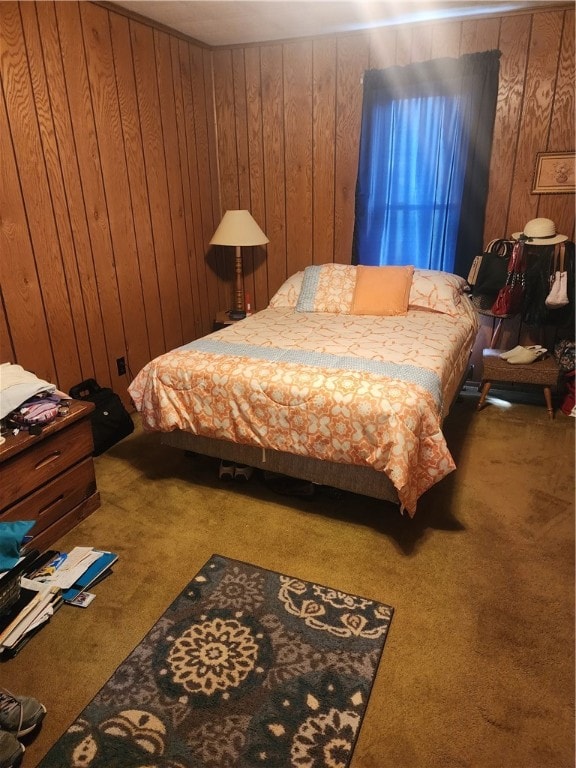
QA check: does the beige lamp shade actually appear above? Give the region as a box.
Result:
[210,210,268,319]
[209,210,269,247]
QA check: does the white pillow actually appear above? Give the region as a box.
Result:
[269,266,466,317]
[409,269,467,316]
[268,272,304,308]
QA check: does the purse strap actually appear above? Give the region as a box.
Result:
[551,243,566,275]
[559,242,566,273]
[486,238,513,257]
[508,239,526,271]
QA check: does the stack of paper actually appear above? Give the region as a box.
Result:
[0,583,61,654]
[28,547,117,603]
[0,546,118,656]
[60,551,118,603]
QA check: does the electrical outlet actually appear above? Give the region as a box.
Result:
[116,356,126,376]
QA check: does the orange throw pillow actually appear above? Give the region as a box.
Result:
[351,265,415,315]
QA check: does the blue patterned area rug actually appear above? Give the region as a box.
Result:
[38,555,394,768]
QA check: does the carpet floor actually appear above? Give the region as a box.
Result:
[36,554,393,768]
[1,390,574,767]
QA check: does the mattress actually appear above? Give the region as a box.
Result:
[129,295,478,514]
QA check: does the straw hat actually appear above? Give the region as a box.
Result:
[511,217,567,245]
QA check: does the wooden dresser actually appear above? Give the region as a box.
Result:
[0,400,100,551]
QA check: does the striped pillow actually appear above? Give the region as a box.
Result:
[296,264,357,313]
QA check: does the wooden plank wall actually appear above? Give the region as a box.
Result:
[1,2,574,406]
[0,0,220,404]
[213,6,575,312]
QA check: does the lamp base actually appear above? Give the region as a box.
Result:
[228,309,246,320]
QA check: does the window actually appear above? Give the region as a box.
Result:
[353,51,501,277]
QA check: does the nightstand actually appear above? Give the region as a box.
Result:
[214,311,244,330]
[0,400,101,551]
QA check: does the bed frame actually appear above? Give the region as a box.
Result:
[160,360,471,507]
[161,430,401,504]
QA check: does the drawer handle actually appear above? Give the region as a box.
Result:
[38,494,65,516]
[35,450,62,470]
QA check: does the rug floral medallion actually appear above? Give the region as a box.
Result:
[39,554,394,768]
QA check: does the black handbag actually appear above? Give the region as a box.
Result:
[471,239,514,308]
[69,379,134,456]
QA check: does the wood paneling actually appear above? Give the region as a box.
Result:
[231,47,253,307]
[36,1,111,386]
[0,80,54,380]
[56,1,127,389]
[187,43,221,329]
[484,14,530,240]
[539,9,575,231]
[260,44,287,296]
[312,38,336,265]
[20,2,94,382]
[508,12,565,233]
[81,2,150,377]
[211,47,237,312]
[1,2,81,387]
[0,1,573,410]
[368,27,397,69]
[213,5,574,283]
[172,36,203,339]
[244,46,268,312]
[0,1,217,404]
[334,36,369,263]
[109,11,165,360]
[430,22,462,59]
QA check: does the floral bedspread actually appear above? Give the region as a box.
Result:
[129,302,478,514]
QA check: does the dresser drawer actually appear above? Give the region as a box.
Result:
[27,492,100,554]
[0,458,97,536]
[0,419,94,511]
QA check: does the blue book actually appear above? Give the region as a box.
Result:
[61,551,118,603]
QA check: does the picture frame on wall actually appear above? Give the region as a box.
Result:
[531,151,575,194]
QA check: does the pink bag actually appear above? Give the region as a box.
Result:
[7,394,61,430]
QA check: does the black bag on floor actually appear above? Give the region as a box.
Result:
[69,378,134,456]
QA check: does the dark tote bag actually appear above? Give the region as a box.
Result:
[69,379,134,456]
[471,239,514,309]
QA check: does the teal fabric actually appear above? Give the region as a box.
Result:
[295,266,322,312]
[0,521,36,571]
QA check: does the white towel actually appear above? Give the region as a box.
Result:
[0,363,56,419]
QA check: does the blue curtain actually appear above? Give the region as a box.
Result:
[353,50,501,276]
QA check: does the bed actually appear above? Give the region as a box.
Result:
[128,264,478,515]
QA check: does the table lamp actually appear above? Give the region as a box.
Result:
[210,210,269,319]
